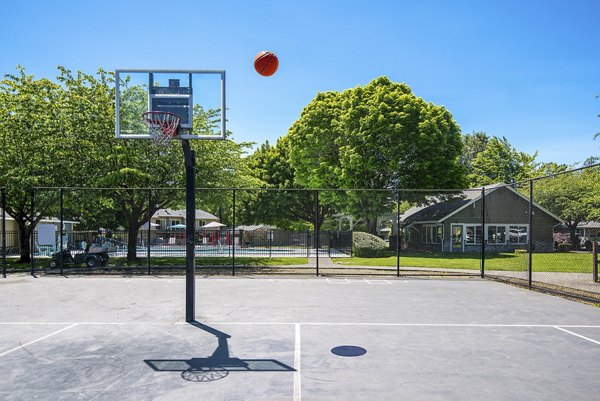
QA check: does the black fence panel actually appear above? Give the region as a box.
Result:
[0,163,597,303]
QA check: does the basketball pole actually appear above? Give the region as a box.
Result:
[182,139,196,322]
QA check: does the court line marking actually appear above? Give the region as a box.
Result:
[0,323,78,358]
[6,321,593,328]
[553,326,600,345]
[294,323,301,401]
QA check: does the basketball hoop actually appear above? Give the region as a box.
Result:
[142,111,181,146]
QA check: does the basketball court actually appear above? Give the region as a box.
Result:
[1,275,599,400]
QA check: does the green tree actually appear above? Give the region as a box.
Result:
[0,66,257,262]
[0,67,74,262]
[534,167,600,246]
[243,137,333,229]
[461,131,490,171]
[288,76,466,233]
[467,136,537,186]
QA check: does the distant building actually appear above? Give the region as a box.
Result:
[399,184,562,253]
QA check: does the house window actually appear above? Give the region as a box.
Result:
[155,219,164,229]
[465,225,482,244]
[487,226,507,244]
[171,220,181,227]
[423,225,443,244]
[509,225,528,244]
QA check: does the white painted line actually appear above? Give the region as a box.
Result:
[326,278,348,284]
[554,326,600,345]
[1,322,600,328]
[0,323,78,358]
[366,279,391,284]
[202,322,600,328]
[294,323,301,401]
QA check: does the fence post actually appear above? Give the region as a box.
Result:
[480,187,485,278]
[528,180,533,289]
[315,190,319,277]
[60,188,64,276]
[593,241,598,283]
[30,189,36,277]
[396,190,400,277]
[2,187,6,278]
[147,189,152,275]
[232,189,236,276]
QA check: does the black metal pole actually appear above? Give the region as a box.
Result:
[182,140,196,323]
[59,188,64,276]
[480,187,485,278]
[232,189,236,276]
[315,190,319,276]
[2,188,6,278]
[396,190,400,277]
[593,242,598,283]
[528,180,533,289]
[30,189,35,277]
[147,189,152,275]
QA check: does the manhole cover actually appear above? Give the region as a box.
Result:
[331,345,367,357]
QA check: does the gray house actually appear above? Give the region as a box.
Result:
[399,184,562,253]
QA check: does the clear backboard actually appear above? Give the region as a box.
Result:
[115,69,226,140]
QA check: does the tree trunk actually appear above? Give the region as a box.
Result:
[127,226,140,261]
[18,224,31,263]
[568,224,579,249]
[365,217,378,235]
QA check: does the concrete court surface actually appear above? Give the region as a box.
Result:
[0,275,599,400]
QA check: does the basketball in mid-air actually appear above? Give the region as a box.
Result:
[254,51,279,76]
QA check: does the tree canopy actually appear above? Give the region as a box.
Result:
[461,132,538,186]
[286,76,466,232]
[0,66,255,261]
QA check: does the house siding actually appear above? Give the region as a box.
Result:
[401,187,558,253]
[443,187,556,252]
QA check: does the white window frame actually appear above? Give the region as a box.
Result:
[481,224,529,245]
[464,224,483,245]
[423,225,443,244]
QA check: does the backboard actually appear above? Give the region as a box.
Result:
[115,69,226,140]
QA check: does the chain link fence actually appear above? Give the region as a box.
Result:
[1,164,599,301]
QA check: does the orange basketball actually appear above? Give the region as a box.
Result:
[254,51,279,76]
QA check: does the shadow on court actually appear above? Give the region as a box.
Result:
[145,321,294,382]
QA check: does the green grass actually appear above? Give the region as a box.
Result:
[3,256,308,271]
[333,252,594,273]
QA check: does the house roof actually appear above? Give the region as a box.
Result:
[579,221,600,229]
[400,184,563,225]
[153,208,218,220]
[400,190,481,225]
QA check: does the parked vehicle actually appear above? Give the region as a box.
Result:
[48,247,108,268]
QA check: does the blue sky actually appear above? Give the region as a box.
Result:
[1,0,599,165]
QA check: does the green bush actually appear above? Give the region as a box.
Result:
[557,243,573,252]
[353,231,388,257]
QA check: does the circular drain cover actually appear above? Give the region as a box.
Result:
[331,345,367,357]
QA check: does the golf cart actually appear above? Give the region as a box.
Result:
[48,242,109,268]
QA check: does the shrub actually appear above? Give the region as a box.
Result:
[557,243,573,252]
[353,232,388,258]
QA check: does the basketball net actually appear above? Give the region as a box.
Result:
[142,111,181,147]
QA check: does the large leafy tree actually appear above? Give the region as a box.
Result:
[534,167,600,246]
[242,137,333,230]
[466,136,537,186]
[287,76,466,233]
[0,66,256,262]
[0,67,76,262]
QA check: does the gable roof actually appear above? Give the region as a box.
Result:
[400,184,563,225]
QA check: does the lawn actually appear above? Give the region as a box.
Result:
[3,257,308,271]
[333,252,594,273]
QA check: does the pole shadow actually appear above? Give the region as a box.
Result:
[144,321,295,382]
